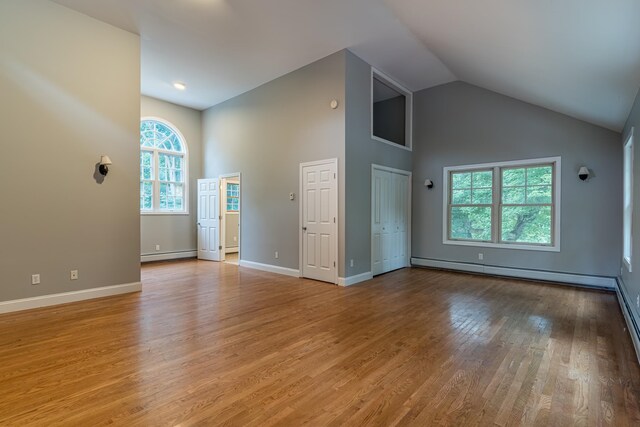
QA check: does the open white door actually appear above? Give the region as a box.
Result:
[197,178,221,261]
[300,159,338,284]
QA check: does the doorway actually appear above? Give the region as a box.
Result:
[299,159,338,284]
[221,174,241,265]
[371,165,411,276]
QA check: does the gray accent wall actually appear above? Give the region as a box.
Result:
[412,81,622,277]
[621,88,640,329]
[140,96,202,258]
[345,51,412,277]
[0,0,140,301]
[202,51,346,275]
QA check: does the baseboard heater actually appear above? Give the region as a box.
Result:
[616,278,640,366]
[411,257,616,290]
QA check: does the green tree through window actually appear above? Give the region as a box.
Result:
[446,158,558,249]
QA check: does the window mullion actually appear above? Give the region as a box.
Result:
[154,150,160,211]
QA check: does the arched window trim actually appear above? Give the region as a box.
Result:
[140,116,189,215]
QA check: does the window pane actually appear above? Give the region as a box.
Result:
[526,185,552,204]
[159,183,167,209]
[159,183,184,211]
[140,151,153,180]
[140,182,153,210]
[501,206,552,244]
[472,171,492,188]
[527,166,552,186]
[502,187,525,204]
[502,168,525,187]
[450,207,492,241]
[452,189,471,204]
[472,188,492,204]
[155,123,172,139]
[452,172,471,189]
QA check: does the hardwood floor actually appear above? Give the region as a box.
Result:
[0,260,639,426]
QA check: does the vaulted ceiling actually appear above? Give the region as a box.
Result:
[52,0,640,131]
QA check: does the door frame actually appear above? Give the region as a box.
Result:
[299,158,339,284]
[371,164,412,275]
[219,172,242,263]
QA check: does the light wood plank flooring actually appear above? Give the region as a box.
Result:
[0,260,639,425]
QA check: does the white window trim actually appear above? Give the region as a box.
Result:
[370,67,413,152]
[623,127,634,272]
[442,156,561,252]
[140,116,190,215]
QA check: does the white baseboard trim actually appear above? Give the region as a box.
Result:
[238,260,300,278]
[141,250,197,263]
[338,272,374,287]
[410,257,616,290]
[0,282,142,315]
[615,278,640,366]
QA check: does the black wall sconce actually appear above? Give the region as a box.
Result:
[578,166,590,181]
[99,155,112,176]
[424,179,434,189]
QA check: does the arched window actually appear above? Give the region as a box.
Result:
[140,118,188,213]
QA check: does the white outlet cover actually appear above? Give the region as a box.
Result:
[31,274,40,285]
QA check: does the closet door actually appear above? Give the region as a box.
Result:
[372,167,410,276]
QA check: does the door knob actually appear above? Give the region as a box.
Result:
[302,227,307,231]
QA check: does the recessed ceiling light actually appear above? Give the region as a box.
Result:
[173,82,187,91]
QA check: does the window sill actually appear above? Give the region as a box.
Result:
[623,257,633,273]
[371,135,412,152]
[141,211,190,216]
[443,239,560,252]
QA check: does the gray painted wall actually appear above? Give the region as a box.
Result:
[140,96,202,258]
[412,81,622,277]
[225,213,239,250]
[620,88,640,328]
[202,51,346,274]
[345,51,413,277]
[0,0,140,301]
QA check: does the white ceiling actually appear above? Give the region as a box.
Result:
[51,0,640,131]
[385,0,640,131]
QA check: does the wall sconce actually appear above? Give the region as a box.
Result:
[424,179,434,189]
[578,166,590,181]
[99,155,112,176]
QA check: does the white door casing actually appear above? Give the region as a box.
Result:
[197,178,221,261]
[300,159,338,284]
[371,165,411,276]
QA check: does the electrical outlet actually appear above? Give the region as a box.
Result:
[478,253,484,261]
[289,192,295,201]
[70,270,79,280]
[350,259,354,268]
[31,274,40,285]
[155,244,160,251]
[275,251,279,259]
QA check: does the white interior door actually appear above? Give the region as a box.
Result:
[301,160,337,283]
[197,178,221,261]
[372,167,410,276]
